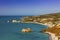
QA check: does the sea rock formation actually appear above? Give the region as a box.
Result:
[21,28,31,32]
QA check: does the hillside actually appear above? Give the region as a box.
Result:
[20,13,60,27]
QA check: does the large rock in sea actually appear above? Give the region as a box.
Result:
[21,28,31,32]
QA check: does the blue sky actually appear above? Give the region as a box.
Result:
[0,0,60,15]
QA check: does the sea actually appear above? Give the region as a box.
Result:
[0,16,49,40]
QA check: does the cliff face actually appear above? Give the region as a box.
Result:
[20,13,60,27]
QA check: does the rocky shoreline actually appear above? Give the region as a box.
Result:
[7,13,60,40]
[20,13,60,40]
[20,13,60,28]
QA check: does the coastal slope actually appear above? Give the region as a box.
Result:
[20,13,60,27]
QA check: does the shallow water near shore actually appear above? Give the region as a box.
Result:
[0,16,49,40]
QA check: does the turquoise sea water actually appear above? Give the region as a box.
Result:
[0,16,48,40]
